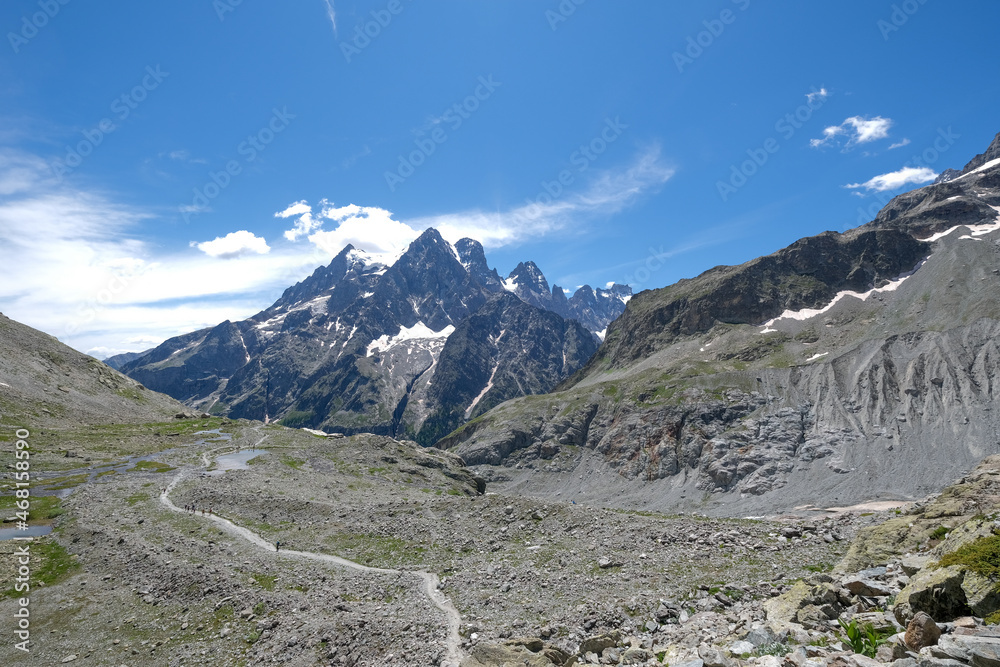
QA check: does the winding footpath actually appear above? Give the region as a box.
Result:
[158,434,464,666]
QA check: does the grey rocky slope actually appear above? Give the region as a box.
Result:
[121,229,625,441]
[438,131,1000,517]
[0,311,184,428]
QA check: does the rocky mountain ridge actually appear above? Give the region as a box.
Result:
[121,229,622,441]
[439,131,1000,516]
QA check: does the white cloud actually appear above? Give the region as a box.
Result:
[414,145,675,248]
[888,138,911,150]
[1,144,674,356]
[805,88,829,105]
[811,116,893,149]
[278,200,322,241]
[0,150,331,354]
[281,146,675,255]
[192,230,271,259]
[845,166,938,192]
[310,205,421,255]
[322,0,337,35]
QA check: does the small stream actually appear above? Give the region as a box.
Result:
[1,430,237,538]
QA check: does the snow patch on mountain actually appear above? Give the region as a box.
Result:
[366,322,456,357]
[760,258,928,331]
[465,361,500,419]
[949,157,1000,183]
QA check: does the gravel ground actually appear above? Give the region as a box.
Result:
[1,421,890,666]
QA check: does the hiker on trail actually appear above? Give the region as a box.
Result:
[275,541,280,552]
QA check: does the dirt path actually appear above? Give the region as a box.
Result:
[159,435,464,666]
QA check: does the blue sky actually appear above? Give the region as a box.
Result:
[0,0,998,357]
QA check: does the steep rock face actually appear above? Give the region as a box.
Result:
[414,292,599,444]
[567,284,634,335]
[581,228,930,373]
[439,132,1000,515]
[503,261,632,336]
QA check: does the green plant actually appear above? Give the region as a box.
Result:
[753,642,791,657]
[938,534,1000,583]
[251,573,277,591]
[838,618,892,658]
[131,460,175,473]
[930,525,949,541]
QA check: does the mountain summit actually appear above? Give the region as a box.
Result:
[122,230,626,441]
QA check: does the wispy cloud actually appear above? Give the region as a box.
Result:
[322,0,337,35]
[279,146,676,253]
[0,149,329,356]
[845,166,937,192]
[805,88,829,105]
[811,116,893,149]
[1,145,674,357]
[888,138,911,150]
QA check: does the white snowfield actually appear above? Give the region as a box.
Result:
[947,157,1000,183]
[366,322,455,357]
[760,207,1000,334]
[760,259,928,332]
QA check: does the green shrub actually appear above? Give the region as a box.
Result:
[938,534,1000,582]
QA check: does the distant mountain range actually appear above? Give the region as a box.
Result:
[120,231,629,442]
[440,131,1000,515]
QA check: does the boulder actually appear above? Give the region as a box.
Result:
[894,565,970,625]
[461,642,556,667]
[963,571,1000,619]
[698,644,731,667]
[578,632,620,656]
[904,612,942,651]
[844,577,895,597]
[901,556,933,576]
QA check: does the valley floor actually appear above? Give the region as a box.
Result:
[1,419,897,666]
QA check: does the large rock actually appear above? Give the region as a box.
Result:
[904,612,941,651]
[894,565,970,625]
[963,570,1000,619]
[930,635,1000,667]
[843,577,895,597]
[461,641,558,667]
